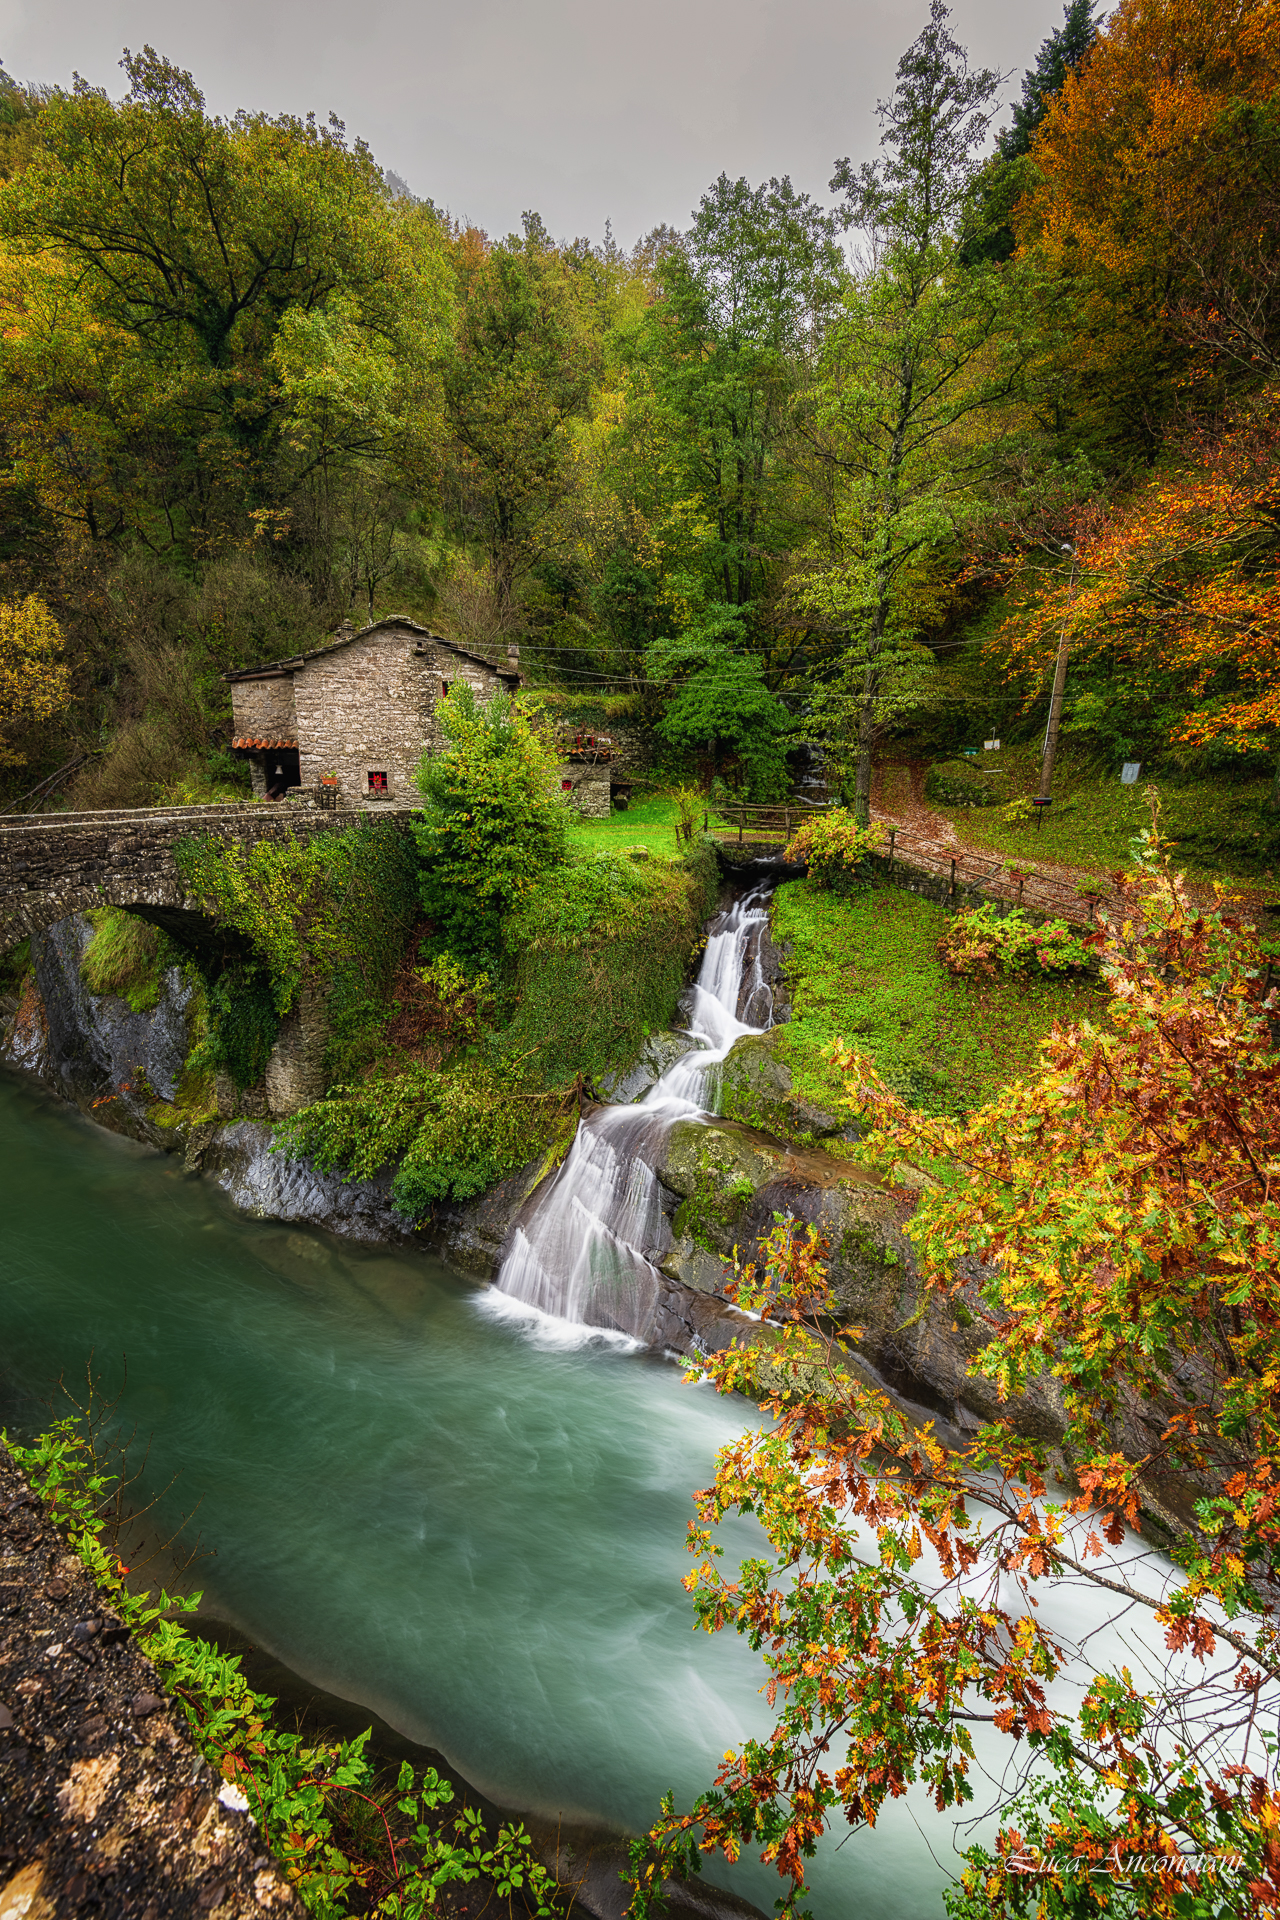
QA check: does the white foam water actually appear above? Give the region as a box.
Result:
[485,886,775,1342]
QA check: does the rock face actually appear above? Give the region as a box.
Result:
[13,915,196,1147]
[647,1108,1079,1448]
[597,1028,705,1104]
[716,1027,854,1143]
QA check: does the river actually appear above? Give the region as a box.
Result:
[0,1055,981,1918]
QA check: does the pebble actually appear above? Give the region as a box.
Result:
[131,1691,165,1717]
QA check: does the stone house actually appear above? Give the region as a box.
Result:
[225,616,630,814]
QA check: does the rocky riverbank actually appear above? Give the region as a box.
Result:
[0,1442,301,1920]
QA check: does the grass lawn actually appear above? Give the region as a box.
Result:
[882,744,1280,891]
[772,878,1107,1120]
[564,792,719,860]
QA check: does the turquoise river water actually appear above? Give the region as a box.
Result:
[0,1072,972,1917]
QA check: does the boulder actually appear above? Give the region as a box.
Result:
[717,1028,856,1143]
[597,1029,707,1104]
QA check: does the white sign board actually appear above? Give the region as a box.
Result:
[1121,762,1142,785]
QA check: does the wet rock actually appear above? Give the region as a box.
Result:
[717,1029,858,1143]
[2,913,195,1147]
[597,1029,706,1104]
[430,1144,572,1276]
[192,1120,416,1244]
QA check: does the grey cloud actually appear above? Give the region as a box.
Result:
[5,0,1064,243]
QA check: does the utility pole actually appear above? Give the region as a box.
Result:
[1039,543,1078,802]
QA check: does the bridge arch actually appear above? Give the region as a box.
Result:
[0,803,368,1116]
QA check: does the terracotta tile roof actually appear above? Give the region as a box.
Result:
[231,735,298,751]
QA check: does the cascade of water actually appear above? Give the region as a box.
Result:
[487,885,775,1341]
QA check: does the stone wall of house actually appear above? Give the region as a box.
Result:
[291,625,507,812]
[229,674,297,740]
[606,724,653,780]
[554,766,612,818]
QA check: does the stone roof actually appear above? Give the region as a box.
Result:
[222,617,520,685]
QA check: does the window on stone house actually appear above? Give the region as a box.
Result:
[368,771,389,793]
[441,680,449,696]
[561,779,573,791]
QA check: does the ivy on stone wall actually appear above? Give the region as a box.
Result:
[173,821,418,1090]
[273,845,719,1215]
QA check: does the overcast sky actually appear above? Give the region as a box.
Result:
[4,1,1064,245]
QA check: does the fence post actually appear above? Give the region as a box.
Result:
[738,811,744,847]
[888,828,896,879]
[950,856,957,901]
[1017,872,1024,907]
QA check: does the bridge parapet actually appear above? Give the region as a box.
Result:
[0,803,370,950]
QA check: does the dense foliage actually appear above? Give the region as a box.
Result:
[634,837,1280,1917]
[174,820,418,1088]
[411,684,567,968]
[781,809,884,892]
[0,1,1275,814]
[937,902,1094,977]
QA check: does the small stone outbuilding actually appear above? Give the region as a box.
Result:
[224,617,618,815]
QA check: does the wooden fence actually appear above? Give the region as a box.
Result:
[706,804,1113,929]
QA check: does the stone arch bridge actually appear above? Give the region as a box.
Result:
[0,803,372,1118]
[0,802,367,955]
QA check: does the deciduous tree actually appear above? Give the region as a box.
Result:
[633,830,1280,1916]
[0,593,69,766]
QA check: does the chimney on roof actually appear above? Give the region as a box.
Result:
[507,641,520,664]
[333,619,356,644]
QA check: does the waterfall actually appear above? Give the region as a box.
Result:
[484,886,774,1343]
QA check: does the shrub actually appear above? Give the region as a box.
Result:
[782,810,885,893]
[938,903,1094,978]
[413,685,568,970]
[923,757,998,807]
[273,1063,573,1212]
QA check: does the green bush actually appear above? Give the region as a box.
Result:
[274,1064,573,1212]
[938,903,1094,979]
[413,686,568,969]
[782,810,885,893]
[80,909,166,1012]
[923,758,999,807]
[496,854,711,1086]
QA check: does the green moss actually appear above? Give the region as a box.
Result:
[771,879,1106,1121]
[494,853,714,1087]
[0,937,30,994]
[80,910,165,1012]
